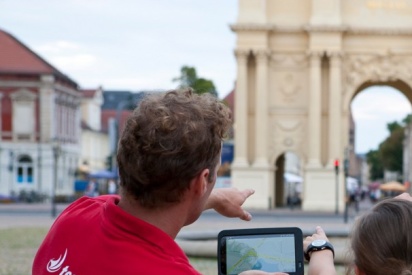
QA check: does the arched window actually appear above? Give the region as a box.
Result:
[17,155,33,184]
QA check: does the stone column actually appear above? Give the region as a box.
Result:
[39,75,55,142]
[328,52,342,166]
[307,51,323,167]
[232,49,249,167]
[253,49,270,168]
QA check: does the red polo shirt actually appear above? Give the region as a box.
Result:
[32,195,201,275]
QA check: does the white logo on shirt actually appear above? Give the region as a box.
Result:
[47,249,67,273]
[46,249,76,274]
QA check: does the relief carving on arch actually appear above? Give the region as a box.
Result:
[270,53,308,68]
[343,53,412,94]
[279,73,302,103]
[268,118,306,163]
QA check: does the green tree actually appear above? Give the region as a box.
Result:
[366,113,412,181]
[366,149,384,180]
[173,66,218,97]
[380,123,404,173]
[402,114,412,125]
[386,121,402,133]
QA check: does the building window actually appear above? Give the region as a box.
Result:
[16,155,33,184]
[10,89,37,141]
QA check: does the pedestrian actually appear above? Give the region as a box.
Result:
[107,179,117,194]
[32,89,276,275]
[85,178,98,197]
[303,193,412,275]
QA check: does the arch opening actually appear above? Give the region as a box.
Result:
[274,151,304,209]
[350,84,412,194]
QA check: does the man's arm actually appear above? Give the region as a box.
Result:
[204,188,255,221]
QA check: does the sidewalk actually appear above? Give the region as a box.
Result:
[0,199,372,230]
[0,202,69,229]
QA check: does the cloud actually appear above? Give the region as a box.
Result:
[352,86,412,153]
[33,40,98,72]
[35,40,80,53]
[50,54,97,71]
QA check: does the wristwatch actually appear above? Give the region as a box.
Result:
[304,239,335,262]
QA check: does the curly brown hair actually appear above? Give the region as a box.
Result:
[117,89,232,208]
[347,198,412,275]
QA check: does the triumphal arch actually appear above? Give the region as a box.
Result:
[230,0,412,211]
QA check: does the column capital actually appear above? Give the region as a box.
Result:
[327,51,343,67]
[307,50,323,66]
[253,49,271,60]
[307,50,323,58]
[326,50,343,58]
[234,49,250,60]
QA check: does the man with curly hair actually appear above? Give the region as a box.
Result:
[33,89,258,275]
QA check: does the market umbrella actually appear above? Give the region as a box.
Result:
[379,181,407,192]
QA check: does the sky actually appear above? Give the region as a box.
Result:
[1,0,411,154]
[351,86,411,154]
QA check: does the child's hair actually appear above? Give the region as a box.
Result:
[347,198,412,275]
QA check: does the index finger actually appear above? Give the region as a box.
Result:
[241,189,255,199]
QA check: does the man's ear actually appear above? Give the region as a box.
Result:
[191,168,210,195]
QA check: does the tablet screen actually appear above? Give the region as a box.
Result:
[218,227,304,275]
[226,234,296,274]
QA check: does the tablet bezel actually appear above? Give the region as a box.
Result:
[217,227,304,275]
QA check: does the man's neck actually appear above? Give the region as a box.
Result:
[117,196,189,239]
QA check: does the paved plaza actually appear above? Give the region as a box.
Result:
[0,198,373,231]
[0,197,374,264]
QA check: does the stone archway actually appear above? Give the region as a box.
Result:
[230,0,412,211]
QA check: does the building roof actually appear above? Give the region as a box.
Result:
[0,28,78,87]
[223,88,235,119]
[82,89,98,98]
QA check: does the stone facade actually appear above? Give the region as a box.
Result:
[231,0,412,210]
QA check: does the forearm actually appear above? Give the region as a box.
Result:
[204,190,217,210]
[307,250,336,275]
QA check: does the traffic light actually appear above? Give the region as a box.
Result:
[334,159,339,174]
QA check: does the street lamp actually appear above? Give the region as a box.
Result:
[51,140,61,218]
[343,147,350,223]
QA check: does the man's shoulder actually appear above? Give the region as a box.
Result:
[64,195,119,213]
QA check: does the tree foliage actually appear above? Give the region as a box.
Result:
[379,126,404,173]
[366,149,384,180]
[366,114,410,180]
[173,66,218,97]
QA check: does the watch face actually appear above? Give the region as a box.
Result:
[312,239,327,247]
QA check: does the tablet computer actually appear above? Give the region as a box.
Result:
[217,227,304,275]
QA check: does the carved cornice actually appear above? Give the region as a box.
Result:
[230,24,274,32]
[304,25,348,33]
[231,23,412,36]
[347,27,412,35]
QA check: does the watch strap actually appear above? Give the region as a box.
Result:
[304,241,335,262]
